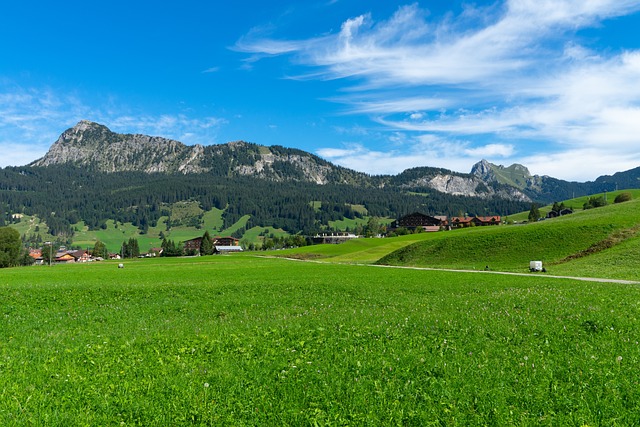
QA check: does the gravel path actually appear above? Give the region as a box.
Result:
[369,263,640,285]
[262,255,640,285]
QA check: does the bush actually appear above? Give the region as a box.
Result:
[614,192,632,204]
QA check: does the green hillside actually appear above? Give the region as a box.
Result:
[507,189,640,223]
[377,194,640,280]
[274,190,640,281]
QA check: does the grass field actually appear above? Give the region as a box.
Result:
[374,196,640,281]
[506,189,640,223]
[2,254,640,425]
[4,191,640,424]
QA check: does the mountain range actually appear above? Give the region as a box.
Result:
[2,120,638,242]
[31,120,633,203]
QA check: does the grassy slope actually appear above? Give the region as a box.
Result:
[278,193,640,281]
[71,210,246,253]
[276,232,433,263]
[377,196,640,280]
[507,189,640,222]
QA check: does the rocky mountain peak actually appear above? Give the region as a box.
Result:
[471,159,497,182]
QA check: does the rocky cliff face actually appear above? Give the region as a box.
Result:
[32,121,205,174]
[399,171,531,201]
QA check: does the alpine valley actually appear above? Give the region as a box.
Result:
[1,120,638,249]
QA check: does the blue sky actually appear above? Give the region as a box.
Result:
[2,1,640,181]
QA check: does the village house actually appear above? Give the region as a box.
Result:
[390,212,449,232]
[213,236,240,246]
[183,235,241,253]
[450,216,501,228]
[29,248,44,265]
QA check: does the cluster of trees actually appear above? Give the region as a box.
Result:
[92,240,109,259]
[257,234,308,251]
[121,238,140,258]
[161,238,184,257]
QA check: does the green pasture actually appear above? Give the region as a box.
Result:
[2,256,640,425]
[71,211,248,253]
[378,196,640,281]
[507,189,640,223]
[73,220,163,254]
[280,233,432,263]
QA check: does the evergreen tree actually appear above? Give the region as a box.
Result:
[528,204,541,222]
[161,238,183,257]
[122,238,140,258]
[200,231,214,255]
[0,227,21,268]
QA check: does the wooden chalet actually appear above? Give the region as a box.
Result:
[391,212,448,232]
[71,249,91,262]
[183,235,240,253]
[183,237,203,252]
[451,215,501,228]
[213,236,240,246]
[55,253,76,263]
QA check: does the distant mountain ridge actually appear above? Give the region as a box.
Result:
[29,120,638,203]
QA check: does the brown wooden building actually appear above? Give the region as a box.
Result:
[450,216,501,228]
[391,212,448,231]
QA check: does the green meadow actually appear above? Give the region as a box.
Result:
[1,259,640,425]
[3,194,640,425]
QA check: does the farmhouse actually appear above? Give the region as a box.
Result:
[70,249,91,262]
[183,235,241,253]
[213,236,240,246]
[55,253,76,263]
[450,216,501,228]
[390,212,448,232]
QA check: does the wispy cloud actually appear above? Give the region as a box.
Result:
[237,0,640,180]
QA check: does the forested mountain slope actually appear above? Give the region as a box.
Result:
[2,120,639,243]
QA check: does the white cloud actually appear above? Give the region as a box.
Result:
[238,1,640,181]
[465,143,515,158]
